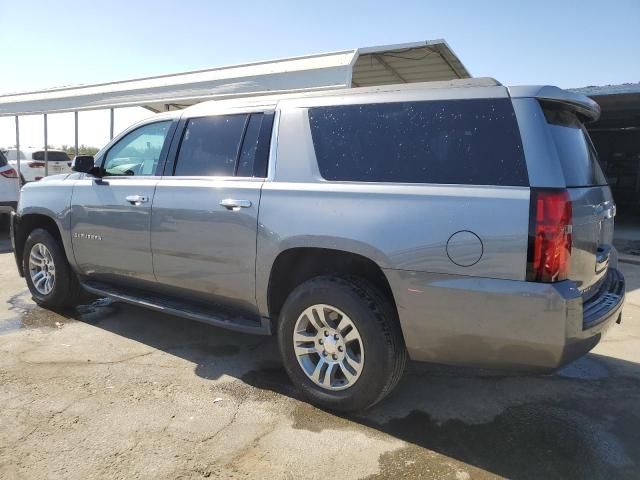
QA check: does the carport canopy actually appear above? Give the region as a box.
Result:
[570,83,640,130]
[0,40,470,116]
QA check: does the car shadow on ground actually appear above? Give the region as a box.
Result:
[7,287,638,480]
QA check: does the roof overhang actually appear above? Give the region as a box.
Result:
[569,83,640,130]
[0,40,470,117]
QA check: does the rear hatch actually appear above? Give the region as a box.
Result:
[541,101,614,299]
[32,150,71,174]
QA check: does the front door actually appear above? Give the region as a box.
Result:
[151,112,273,313]
[70,120,174,285]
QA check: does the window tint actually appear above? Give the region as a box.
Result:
[174,115,248,177]
[103,121,171,176]
[0,150,7,167]
[308,99,527,186]
[32,151,70,161]
[542,102,607,187]
[236,114,263,177]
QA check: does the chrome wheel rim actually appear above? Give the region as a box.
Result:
[293,304,364,391]
[28,243,56,295]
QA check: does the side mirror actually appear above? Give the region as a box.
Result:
[71,155,95,174]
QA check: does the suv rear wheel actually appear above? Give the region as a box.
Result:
[23,228,84,308]
[277,276,406,411]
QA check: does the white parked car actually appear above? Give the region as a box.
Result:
[5,148,72,183]
[0,149,19,215]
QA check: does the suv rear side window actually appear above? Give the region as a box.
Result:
[174,115,248,177]
[308,98,527,186]
[236,114,263,177]
[173,112,273,178]
[0,151,7,167]
[541,102,607,187]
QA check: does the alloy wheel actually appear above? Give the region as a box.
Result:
[292,304,364,391]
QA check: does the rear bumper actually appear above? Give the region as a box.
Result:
[385,268,625,372]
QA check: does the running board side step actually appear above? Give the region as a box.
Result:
[80,280,271,335]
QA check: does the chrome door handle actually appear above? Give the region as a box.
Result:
[220,198,252,211]
[125,195,149,205]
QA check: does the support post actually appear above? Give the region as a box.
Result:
[15,116,21,183]
[109,108,115,140]
[74,111,79,156]
[44,114,49,177]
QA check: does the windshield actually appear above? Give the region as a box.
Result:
[542,102,607,187]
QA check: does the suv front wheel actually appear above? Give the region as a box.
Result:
[278,276,406,412]
[23,228,84,308]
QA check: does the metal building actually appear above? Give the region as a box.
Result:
[570,83,640,221]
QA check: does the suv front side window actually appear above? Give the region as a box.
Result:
[103,121,172,176]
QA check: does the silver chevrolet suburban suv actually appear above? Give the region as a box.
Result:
[11,78,625,411]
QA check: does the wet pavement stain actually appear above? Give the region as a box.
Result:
[361,401,640,480]
[1,293,121,335]
[2,290,71,334]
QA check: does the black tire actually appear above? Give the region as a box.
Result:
[23,228,84,308]
[278,275,407,412]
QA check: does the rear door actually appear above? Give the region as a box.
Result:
[70,120,175,285]
[151,111,274,312]
[542,102,614,296]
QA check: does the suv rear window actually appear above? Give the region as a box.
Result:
[542,102,607,187]
[32,151,70,161]
[308,98,528,186]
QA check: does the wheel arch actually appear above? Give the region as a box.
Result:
[13,212,69,276]
[266,247,398,322]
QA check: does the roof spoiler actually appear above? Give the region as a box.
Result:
[509,85,600,122]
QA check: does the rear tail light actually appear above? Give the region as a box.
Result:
[526,188,573,283]
[28,161,45,168]
[0,168,18,179]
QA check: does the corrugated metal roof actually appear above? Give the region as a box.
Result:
[569,82,640,129]
[0,40,470,116]
[352,40,470,87]
[569,82,640,97]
